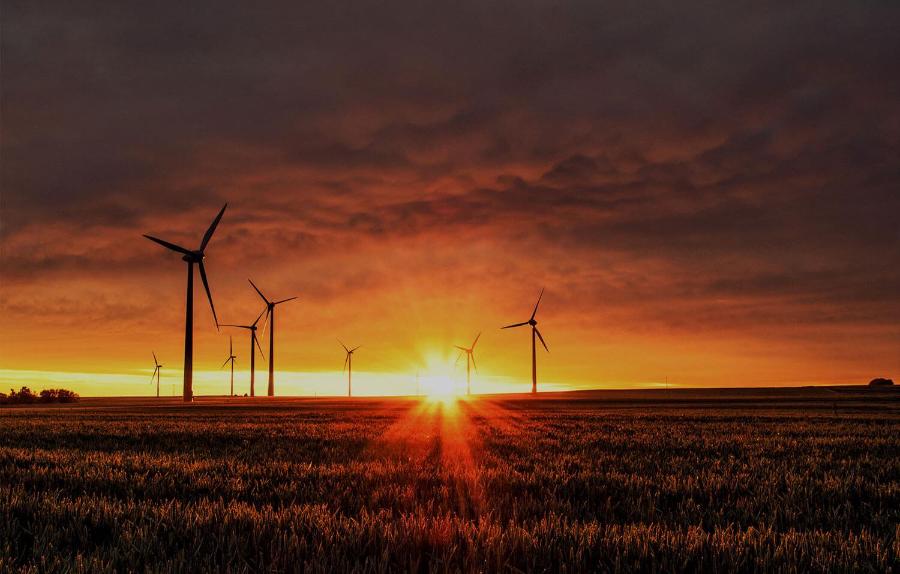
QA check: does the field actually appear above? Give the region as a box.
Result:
[1,387,898,572]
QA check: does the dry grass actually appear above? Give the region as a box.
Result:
[1,389,898,572]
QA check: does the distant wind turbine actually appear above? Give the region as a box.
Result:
[339,340,360,397]
[143,204,226,402]
[221,336,237,397]
[220,307,267,396]
[150,352,162,398]
[455,332,481,395]
[502,288,549,394]
[249,279,298,397]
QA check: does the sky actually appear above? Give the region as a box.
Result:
[2,1,899,396]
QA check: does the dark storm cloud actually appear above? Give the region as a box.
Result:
[2,0,899,349]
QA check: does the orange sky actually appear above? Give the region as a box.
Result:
[1,2,899,396]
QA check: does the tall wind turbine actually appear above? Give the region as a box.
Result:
[502,288,549,394]
[454,332,481,395]
[221,307,266,396]
[144,204,226,402]
[249,279,298,397]
[150,352,162,398]
[221,336,237,397]
[339,340,360,397]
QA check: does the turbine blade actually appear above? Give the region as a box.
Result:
[274,296,298,305]
[199,203,227,251]
[502,321,529,329]
[143,235,192,256]
[260,307,270,340]
[248,279,270,304]
[454,345,467,351]
[152,351,158,364]
[338,339,349,353]
[470,352,477,373]
[535,327,549,352]
[251,306,267,327]
[150,366,158,383]
[220,324,251,329]
[455,352,463,365]
[254,333,265,360]
[351,346,361,352]
[530,288,545,321]
[472,332,482,349]
[221,357,231,369]
[198,261,219,328]
[343,354,349,373]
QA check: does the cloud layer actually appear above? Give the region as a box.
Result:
[2,1,899,390]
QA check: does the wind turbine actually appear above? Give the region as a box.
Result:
[220,307,266,396]
[339,340,360,397]
[502,288,549,394]
[249,279,298,397]
[143,204,226,402]
[150,352,162,398]
[221,336,237,397]
[454,332,481,395]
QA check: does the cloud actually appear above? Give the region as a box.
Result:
[2,0,899,385]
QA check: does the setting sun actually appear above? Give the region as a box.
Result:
[419,352,464,397]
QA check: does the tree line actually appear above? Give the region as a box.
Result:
[0,387,80,405]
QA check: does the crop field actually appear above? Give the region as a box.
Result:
[1,388,898,572]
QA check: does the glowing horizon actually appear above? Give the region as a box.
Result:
[0,365,875,398]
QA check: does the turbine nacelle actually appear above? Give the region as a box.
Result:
[181,251,205,263]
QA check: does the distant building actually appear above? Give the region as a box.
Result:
[868,378,894,387]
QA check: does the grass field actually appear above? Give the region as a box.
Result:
[1,387,898,572]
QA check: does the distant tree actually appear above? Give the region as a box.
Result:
[10,387,37,404]
[56,389,80,403]
[869,378,894,387]
[0,387,79,405]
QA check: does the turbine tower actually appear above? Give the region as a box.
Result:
[502,288,549,393]
[143,204,226,402]
[339,340,360,397]
[220,307,266,396]
[454,332,481,395]
[221,336,237,397]
[150,352,162,398]
[249,279,298,397]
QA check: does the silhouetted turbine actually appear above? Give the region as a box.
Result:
[339,340,360,397]
[220,307,266,396]
[249,279,298,397]
[150,351,162,398]
[143,204,226,402]
[221,335,237,397]
[454,332,481,395]
[502,288,549,393]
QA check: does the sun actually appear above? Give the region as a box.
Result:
[419,352,463,398]
[423,374,458,397]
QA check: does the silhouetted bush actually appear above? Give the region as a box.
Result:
[869,378,894,387]
[1,387,79,405]
[56,389,80,402]
[6,387,36,404]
